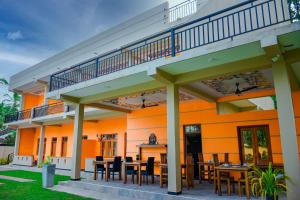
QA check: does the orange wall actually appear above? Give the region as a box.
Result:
[18,91,300,171]
[25,117,127,169]
[23,94,44,110]
[19,128,36,156]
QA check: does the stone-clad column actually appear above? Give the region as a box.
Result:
[272,60,300,200]
[14,128,20,156]
[166,84,181,194]
[37,126,45,165]
[71,104,84,180]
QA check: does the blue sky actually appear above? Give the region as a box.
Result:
[0,0,186,80]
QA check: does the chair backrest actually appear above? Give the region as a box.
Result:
[224,153,229,164]
[198,152,204,163]
[212,153,220,166]
[160,153,167,164]
[113,156,122,171]
[186,154,194,187]
[146,157,155,175]
[125,156,134,171]
[96,156,104,169]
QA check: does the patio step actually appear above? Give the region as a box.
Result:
[56,179,243,200]
[57,180,188,200]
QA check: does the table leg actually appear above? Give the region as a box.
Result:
[208,165,211,183]
[106,163,109,182]
[160,166,162,187]
[138,165,141,186]
[124,165,127,184]
[217,170,222,196]
[94,163,97,180]
[245,171,250,199]
[199,164,202,183]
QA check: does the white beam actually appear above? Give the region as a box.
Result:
[86,103,132,113]
[166,84,181,194]
[60,95,80,104]
[148,67,175,84]
[180,85,215,102]
[71,104,84,180]
[272,59,300,200]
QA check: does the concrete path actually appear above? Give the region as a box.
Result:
[51,184,133,200]
[0,175,35,182]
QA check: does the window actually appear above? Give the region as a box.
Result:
[82,135,88,140]
[101,134,117,158]
[51,137,57,157]
[61,137,68,157]
[238,125,272,165]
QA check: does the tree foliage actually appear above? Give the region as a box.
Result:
[0,78,20,145]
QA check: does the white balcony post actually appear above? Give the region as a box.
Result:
[272,60,300,199]
[37,126,46,165]
[14,128,20,156]
[166,83,182,194]
[44,85,48,105]
[71,103,84,180]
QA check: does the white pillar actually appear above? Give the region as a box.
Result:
[37,126,45,165]
[71,104,84,180]
[166,84,182,194]
[14,128,20,156]
[272,60,300,200]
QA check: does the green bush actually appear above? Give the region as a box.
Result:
[0,158,9,165]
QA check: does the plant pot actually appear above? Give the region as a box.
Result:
[266,195,278,200]
[42,164,56,188]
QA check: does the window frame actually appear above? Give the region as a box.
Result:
[237,125,273,166]
[61,137,68,157]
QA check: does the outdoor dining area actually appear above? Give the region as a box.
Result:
[91,152,282,199]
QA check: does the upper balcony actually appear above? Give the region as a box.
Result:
[48,0,300,94]
[4,101,127,127]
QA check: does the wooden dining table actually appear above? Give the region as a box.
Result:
[93,159,114,182]
[123,161,147,186]
[214,164,250,199]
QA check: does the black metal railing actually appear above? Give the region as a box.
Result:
[49,0,300,92]
[4,109,32,123]
[33,102,65,118]
[169,0,197,22]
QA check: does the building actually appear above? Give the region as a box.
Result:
[5,0,300,199]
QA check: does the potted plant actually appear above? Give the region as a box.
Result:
[249,163,291,200]
[41,156,56,188]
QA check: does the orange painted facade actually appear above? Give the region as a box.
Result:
[18,91,300,171]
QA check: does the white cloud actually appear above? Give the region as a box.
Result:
[0,51,40,66]
[7,31,24,40]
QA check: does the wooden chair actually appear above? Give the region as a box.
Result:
[108,156,122,181]
[224,153,229,164]
[212,154,235,195]
[198,153,213,183]
[182,154,194,190]
[160,153,168,187]
[95,156,105,180]
[124,157,136,184]
[237,171,254,197]
[141,157,155,184]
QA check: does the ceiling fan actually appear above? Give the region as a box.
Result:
[235,82,258,95]
[141,93,159,108]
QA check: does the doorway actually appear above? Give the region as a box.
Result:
[184,124,202,179]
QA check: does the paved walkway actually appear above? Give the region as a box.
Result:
[0,175,35,182]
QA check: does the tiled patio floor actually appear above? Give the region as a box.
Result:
[2,165,286,200]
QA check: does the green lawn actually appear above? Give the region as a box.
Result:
[0,170,92,200]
